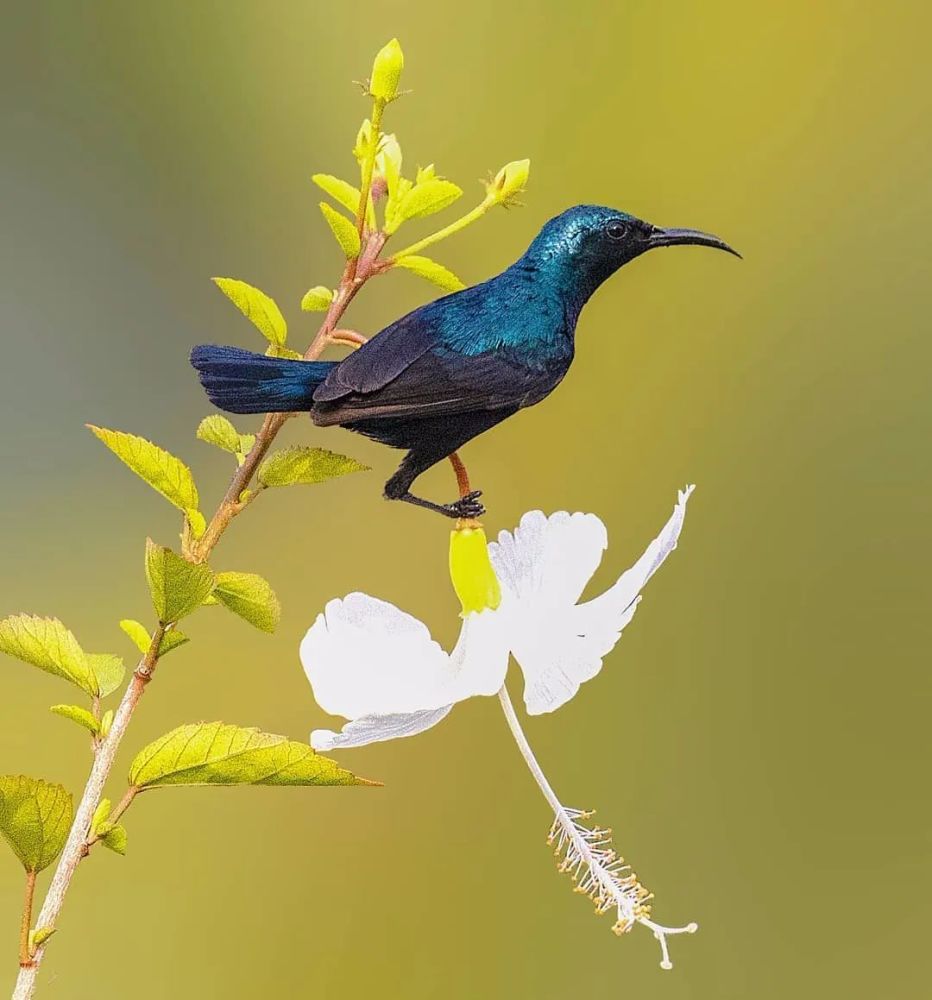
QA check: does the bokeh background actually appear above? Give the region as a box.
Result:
[1,2,929,997]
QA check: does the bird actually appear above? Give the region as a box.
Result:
[191,205,738,519]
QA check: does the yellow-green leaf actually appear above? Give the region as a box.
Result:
[386,179,462,233]
[91,799,111,835]
[369,38,404,102]
[319,202,361,259]
[213,277,287,347]
[0,615,97,695]
[87,653,125,698]
[159,629,189,657]
[128,723,376,789]
[120,619,151,655]
[300,285,335,312]
[50,704,100,735]
[213,572,281,634]
[392,255,466,292]
[196,414,241,454]
[101,824,127,855]
[144,540,215,625]
[0,776,73,873]
[88,426,199,513]
[312,174,361,216]
[258,447,368,488]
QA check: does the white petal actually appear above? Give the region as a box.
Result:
[490,510,608,607]
[491,488,694,715]
[300,592,510,722]
[311,706,453,751]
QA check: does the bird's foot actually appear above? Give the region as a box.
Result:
[443,490,485,520]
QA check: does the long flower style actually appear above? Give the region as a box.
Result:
[301,486,698,969]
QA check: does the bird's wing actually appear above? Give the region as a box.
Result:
[312,349,561,425]
[313,310,440,402]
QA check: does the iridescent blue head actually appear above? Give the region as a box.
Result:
[519,204,739,316]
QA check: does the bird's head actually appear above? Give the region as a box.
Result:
[522,204,739,310]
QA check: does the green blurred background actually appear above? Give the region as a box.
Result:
[1,2,929,997]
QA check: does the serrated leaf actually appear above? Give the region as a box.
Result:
[393,255,466,292]
[144,540,215,625]
[213,573,281,634]
[0,615,97,695]
[159,630,189,656]
[101,824,127,855]
[300,285,335,312]
[258,447,368,489]
[120,619,151,655]
[128,723,375,789]
[0,777,73,873]
[213,277,287,347]
[312,174,361,216]
[87,653,125,698]
[88,426,199,514]
[196,414,241,455]
[386,179,462,233]
[50,704,100,735]
[319,202,361,259]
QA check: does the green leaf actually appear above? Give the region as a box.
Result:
[393,255,466,292]
[144,540,215,624]
[0,615,97,695]
[159,630,189,656]
[312,174,361,216]
[88,426,199,514]
[213,572,281,634]
[128,723,376,789]
[87,653,125,698]
[213,277,287,347]
[300,285,335,312]
[0,776,73,873]
[258,447,368,489]
[386,179,462,233]
[196,414,241,455]
[369,38,404,102]
[269,346,305,360]
[91,798,111,835]
[101,824,127,855]
[50,704,100,735]
[120,619,151,655]
[319,202,361,259]
[100,709,114,737]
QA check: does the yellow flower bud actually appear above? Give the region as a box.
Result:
[449,525,502,615]
[369,38,404,102]
[487,158,531,205]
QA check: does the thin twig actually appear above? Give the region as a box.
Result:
[17,873,35,969]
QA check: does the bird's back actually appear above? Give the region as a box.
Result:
[312,268,574,427]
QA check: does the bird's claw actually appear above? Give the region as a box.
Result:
[445,490,485,520]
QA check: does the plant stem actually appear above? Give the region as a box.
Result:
[12,241,380,1000]
[390,198,494,260]
[17,874,35,970]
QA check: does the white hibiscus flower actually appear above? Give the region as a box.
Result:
[301,486,697,969]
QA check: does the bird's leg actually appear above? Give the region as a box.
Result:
[385,448,485,520]
[448,451,471,499]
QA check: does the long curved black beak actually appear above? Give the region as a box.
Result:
[648,226,741,258]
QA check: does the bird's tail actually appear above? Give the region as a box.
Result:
[190,345,337,414]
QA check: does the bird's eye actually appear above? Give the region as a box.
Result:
[605,220,628,241]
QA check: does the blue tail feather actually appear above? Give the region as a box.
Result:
[190,345,336,414]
